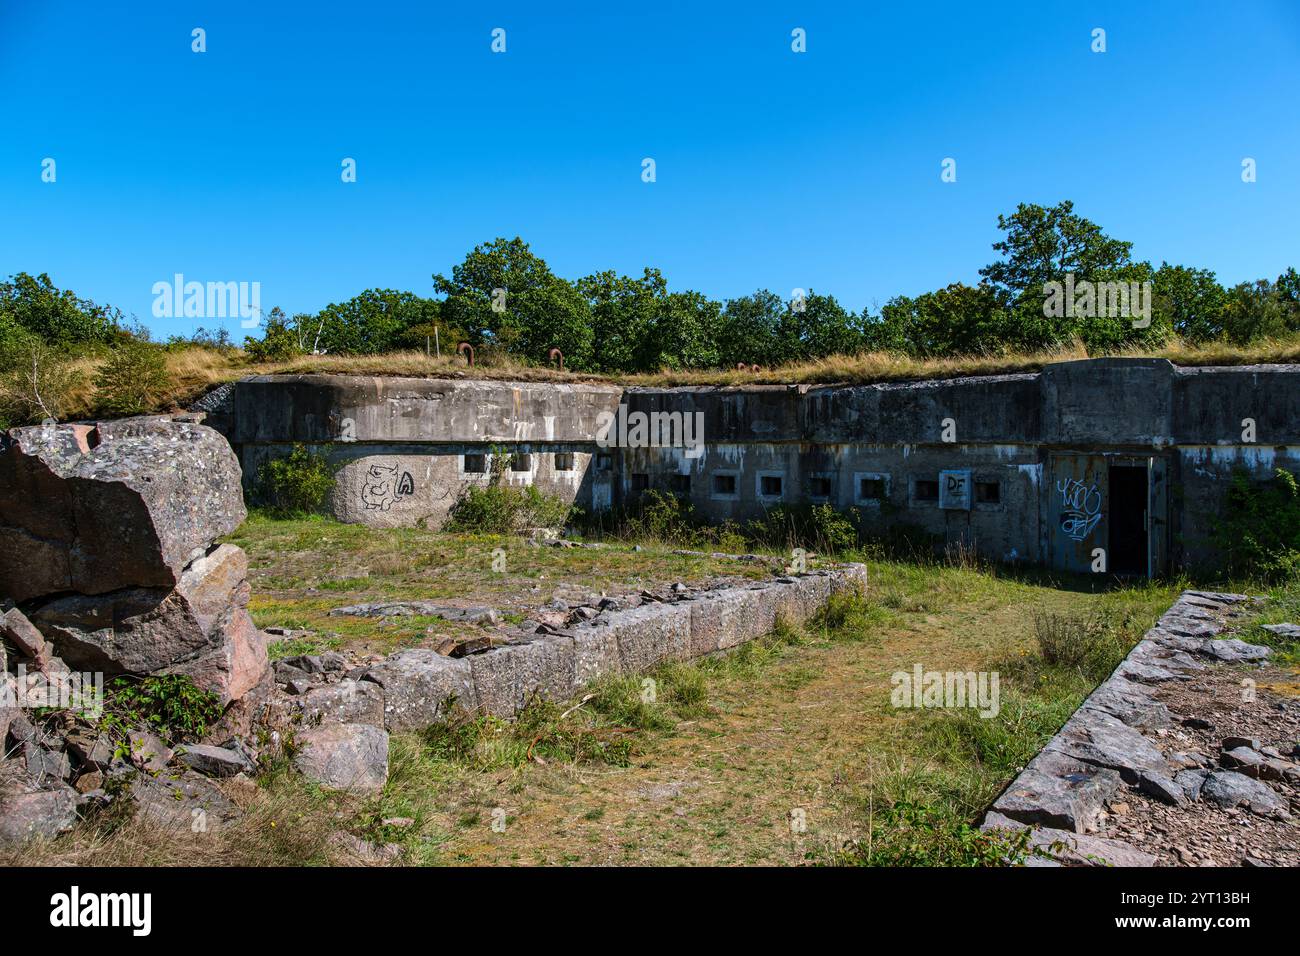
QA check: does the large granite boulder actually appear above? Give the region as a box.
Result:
[0,419,246,601]
[24,544,268,705]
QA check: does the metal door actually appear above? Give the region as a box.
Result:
[1047,453,1108,573]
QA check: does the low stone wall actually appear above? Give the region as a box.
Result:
[980,590,1295,866]
[279,565,867,743]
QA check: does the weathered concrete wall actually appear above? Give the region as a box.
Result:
[218,360,1300,572]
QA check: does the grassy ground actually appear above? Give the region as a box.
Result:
[227,514,782,657]
[15,512,1299,867]
[361,560,1181,865]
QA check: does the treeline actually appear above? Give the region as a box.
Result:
[2,201,1298,410]
[242,201,1298,370]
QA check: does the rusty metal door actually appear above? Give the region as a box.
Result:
[1047,454,1108,574]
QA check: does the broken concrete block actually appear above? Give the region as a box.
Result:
[469,637,577,716]
[606,602,692,673]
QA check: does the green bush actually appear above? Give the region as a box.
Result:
[94,342,172,416]
[256,445,336,516]
[1213,468,1300,581]
[100,674,222,745]
[445,450,572,532]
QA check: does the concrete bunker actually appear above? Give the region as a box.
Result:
[208,358,1300,577]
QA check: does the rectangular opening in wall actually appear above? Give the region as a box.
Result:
[810,475,833,499]
[1108,463,1147,577]
[669,473,691,494]
[595,453,613,472]
[510,453,531,472]
[554,452,575,471]
[712,473,737,496]
[974,480,1000,504]
[759,474,784,499]
[631,473,650,492]
[914,479,940,502]
[463,453,486,474]
[859,477,885,501]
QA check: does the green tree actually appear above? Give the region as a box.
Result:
[717,290,785,366]
[1220,278,1297,344]
[0,272,123,348]
[1151,263,1228,342]
[313,289,438,355]
[979,201,1167,352]
[871,284,1010,358]
[434,237,593,368]
[780,291,862,361]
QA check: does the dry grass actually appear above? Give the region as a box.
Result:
[0,769,358,867]
[45,334,1300,422]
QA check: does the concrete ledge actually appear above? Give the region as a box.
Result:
[362,649,476,732]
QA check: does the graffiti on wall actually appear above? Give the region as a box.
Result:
[361,463,416,511]
[1056,477,1103,541]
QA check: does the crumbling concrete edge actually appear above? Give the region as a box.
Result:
[979,589,1264,867]
[356,564,868,733]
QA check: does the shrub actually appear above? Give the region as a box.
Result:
[1032,609,1131,681]
[94,342,172,416]
[623,490,696,543]
[100,674,222,745]
[256,444,336,516]
[445,450,572,532]
[1213,468,1300,581]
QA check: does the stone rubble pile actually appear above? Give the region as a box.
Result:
[0,417,272,845]
[982,590,1299,866]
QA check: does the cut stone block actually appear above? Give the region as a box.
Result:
[362,649,475,732]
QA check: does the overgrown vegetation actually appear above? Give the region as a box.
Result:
[99,674,223,745]
[255,444,337,517]
[1213,467,1300,581]
[445,449,573,533]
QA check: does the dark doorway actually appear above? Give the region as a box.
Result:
[1108,464,1147,576]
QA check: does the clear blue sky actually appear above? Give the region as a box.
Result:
[1,0,1297,340]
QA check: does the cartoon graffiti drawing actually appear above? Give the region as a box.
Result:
[1056,477,1102,541]
[361,463,415,511]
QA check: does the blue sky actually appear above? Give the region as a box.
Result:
[1,1,1297,340]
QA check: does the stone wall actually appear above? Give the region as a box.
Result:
[981,591,1298,866]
